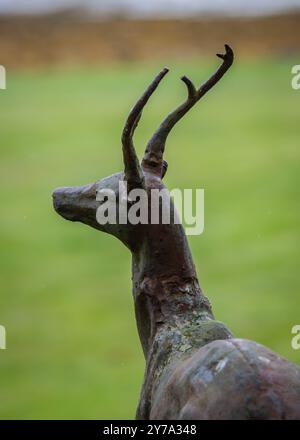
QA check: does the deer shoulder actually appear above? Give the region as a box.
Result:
[150,338,300,420]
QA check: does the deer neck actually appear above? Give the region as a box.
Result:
[131,223,213,358]
[131,224,217,419]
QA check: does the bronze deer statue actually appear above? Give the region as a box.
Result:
[53,45,300,419]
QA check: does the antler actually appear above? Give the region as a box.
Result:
[142,44,234,175]
[121,67,169,188]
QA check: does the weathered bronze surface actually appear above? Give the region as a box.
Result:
[53,45,300,419]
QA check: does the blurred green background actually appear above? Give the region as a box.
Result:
[0,56,299,418]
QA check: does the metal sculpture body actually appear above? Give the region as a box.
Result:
[53,45,300,419]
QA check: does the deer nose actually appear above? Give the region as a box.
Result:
[52,186,78,220]
[52,183,96,222]
[52,186,71,204]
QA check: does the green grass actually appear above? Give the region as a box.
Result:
[0,57,299,419]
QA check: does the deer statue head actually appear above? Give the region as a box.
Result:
[53,45,300,420]
[52,44,233,250]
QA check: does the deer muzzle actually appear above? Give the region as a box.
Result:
[52,183,97,223]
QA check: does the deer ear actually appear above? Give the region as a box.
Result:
[162,160,168,179]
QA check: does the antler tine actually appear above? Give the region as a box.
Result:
[142,44,234,176]
[121,67,169,188]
